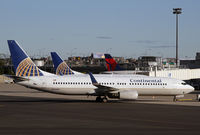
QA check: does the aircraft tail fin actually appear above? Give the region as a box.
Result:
[51,52,83,75]
[7,40,52,77]
[104,54,122,71]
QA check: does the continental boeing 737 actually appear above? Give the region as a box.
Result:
[6,40,194,102]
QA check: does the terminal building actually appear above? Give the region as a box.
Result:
[180,52,200,69]
[147,69,200,90]
[134,53,200,90]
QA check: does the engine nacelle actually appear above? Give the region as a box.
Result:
[119,90,138,100]
[108,90,138,100]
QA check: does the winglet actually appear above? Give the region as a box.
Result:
[88,72,117,92]
[89,72,98,84]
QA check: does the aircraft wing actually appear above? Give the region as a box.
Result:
[88,72,118,93]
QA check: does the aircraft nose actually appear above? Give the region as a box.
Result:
[187,85,194,93]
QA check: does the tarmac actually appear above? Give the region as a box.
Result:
[0,83,200,135]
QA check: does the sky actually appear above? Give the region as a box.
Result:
[0,0,200,59]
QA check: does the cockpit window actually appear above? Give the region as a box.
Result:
[181,82,187,85]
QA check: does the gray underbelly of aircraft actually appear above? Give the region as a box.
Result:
[135,88,184,96]
[36,87,95,95]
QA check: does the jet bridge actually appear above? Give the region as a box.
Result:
[149,68,200,80]
[148,68,200,90]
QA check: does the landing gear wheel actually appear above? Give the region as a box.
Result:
[102,97,108,103]
[96,96,101,102]
[96,96,108,103]
[173,96,177,102]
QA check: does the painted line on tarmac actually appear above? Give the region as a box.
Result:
[177,99,193,101]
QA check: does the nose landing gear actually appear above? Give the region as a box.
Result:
[173,95,184,102]
[173,96,177,102]
[196,94,200,102]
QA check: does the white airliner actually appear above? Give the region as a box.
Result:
[6,40,194,102]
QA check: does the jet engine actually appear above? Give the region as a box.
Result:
[108,90,138,100]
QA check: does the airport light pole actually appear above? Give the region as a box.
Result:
[173,8,182,68]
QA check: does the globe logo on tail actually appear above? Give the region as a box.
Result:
[16,58,43,77]
[56,62,74,75]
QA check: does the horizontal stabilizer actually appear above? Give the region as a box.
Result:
[4,74,29,82]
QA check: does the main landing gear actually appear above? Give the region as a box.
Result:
[96,96,108,103]
[173,96,177,102]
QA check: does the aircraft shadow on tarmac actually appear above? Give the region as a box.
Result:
[0,95,185,103]
[0,95,123,103]
[2,94,194,103]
